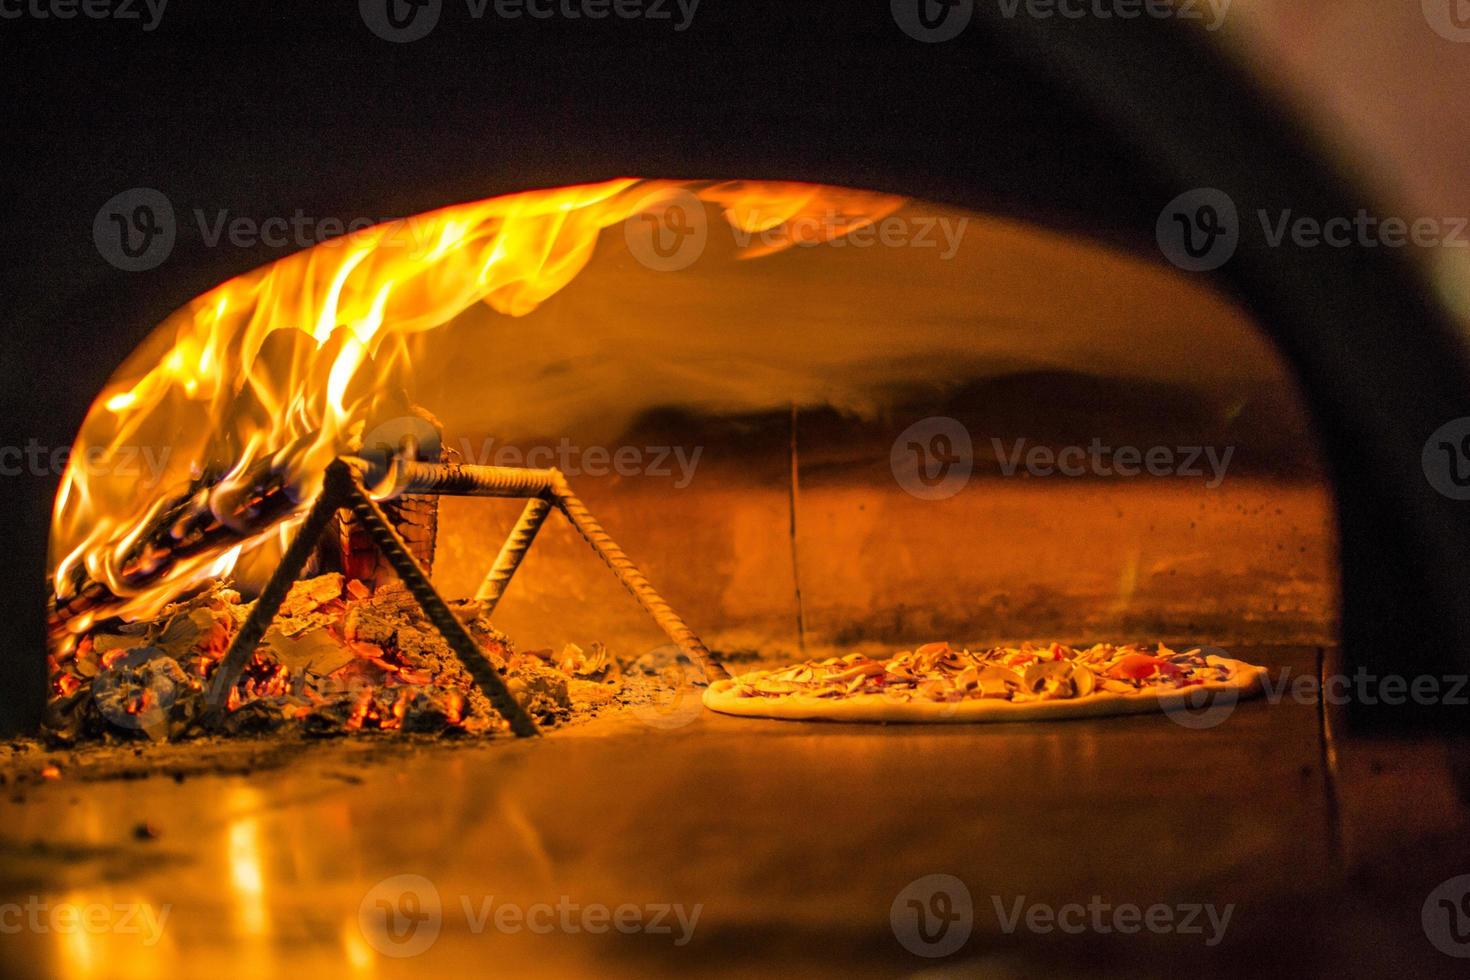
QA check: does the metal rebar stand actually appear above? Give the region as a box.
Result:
[203,455,728,732]
[366,459,728,681]
[475,498,552,613]
[204,459,541,736]
[545,471,729,682]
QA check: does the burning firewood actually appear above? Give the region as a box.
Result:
[47,459,300,646]
[50,402,449,648]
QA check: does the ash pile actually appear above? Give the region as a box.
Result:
[46,572,630,743]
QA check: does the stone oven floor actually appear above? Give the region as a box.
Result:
[1,646,1467,978]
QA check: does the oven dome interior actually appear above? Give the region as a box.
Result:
[54,181,1337,662]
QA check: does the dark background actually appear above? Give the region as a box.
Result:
[4,3,1468,733]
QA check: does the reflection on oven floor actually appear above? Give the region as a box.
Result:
[0,646,1464,979]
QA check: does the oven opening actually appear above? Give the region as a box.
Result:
[44,178,1337,741]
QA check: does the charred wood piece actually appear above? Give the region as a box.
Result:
[49,460,301,643]
[322,404,447,588]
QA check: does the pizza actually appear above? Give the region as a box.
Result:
[701,641,1268,723]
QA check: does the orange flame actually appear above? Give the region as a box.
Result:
[49,179,904,637]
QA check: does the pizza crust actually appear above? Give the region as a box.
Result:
[702,656,1269,723]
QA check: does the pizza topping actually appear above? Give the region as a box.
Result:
[728,642,1236,704]
[976,665,1024,698]
[1107,653,1167,681]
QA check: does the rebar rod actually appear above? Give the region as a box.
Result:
[373,460,560,498]
[336,463,540,737]
[549,473,730,682]
[203,478,344,711]
[474,496,552,611]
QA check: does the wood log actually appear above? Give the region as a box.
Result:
[318,404,447,589]
[53,387,454,638]
[49,460,301,643]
